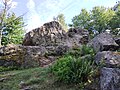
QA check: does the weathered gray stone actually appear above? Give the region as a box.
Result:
[95,51,120,68]
[0,21,90,68]
[67,28,89,45]
[0,45,48,68]
[55,45,70,55]
[0,44,69,68]
[23,21,67,46]
[23,21,89,48]
[100,67,120,90]
[89,32,119,52]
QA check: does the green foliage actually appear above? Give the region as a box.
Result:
[0,67,81,90]
[72,9,90,29]
[90,6,115,33]
[0,66,19,72]
[57,14,68,32]
[109,5,120,35]
[0,0,25,45]
[68,45,95,58]
[51,45,96,85]
[109,5,120,30]
[70,6,115,34]
[0,68,49,90]
[1,13,25,45]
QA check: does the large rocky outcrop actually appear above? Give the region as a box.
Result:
[23,21,89,48]
[89,32,120,90]
[0,21,89,68]
[23,21,67,46]
[0,20,120,90]
[89,32,119,52]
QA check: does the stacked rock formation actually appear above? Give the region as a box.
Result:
[0,21,89,68]
[89,32,120,90]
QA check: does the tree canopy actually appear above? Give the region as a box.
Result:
[57,14,68,32]
[1,13,25,45]
[70,6,120,35]
[0,0,25,45]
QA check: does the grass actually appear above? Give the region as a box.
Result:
[0,67,80,90]
[0,46,100,90]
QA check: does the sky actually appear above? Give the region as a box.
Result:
[0,0,119,32]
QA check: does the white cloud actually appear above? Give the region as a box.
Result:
[37,0,72,23]
[26,0,62,32]
[25,0,76,32]
[25,0,116,33]
[26,0,41,32]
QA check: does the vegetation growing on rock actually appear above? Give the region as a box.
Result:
[0,1,120,90]
[50,45,98,88]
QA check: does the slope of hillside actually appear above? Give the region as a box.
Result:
[0,67,80,90]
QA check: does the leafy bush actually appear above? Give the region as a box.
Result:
[66,45,95,58]
[51,45,96,84]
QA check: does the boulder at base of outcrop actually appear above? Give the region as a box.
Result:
[0,45,54,68]
[89,32,119,52]
[100,67,120,90]
[95,51,120,68]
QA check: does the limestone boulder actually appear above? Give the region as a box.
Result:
[95,51,120,68]
[89,32,119,52]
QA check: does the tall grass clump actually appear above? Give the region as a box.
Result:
[51,45,96,85]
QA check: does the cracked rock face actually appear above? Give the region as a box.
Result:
[95,51,120,68]
[23,21,67,46]
[23,21,89,48]
[89,32,119,52]
[100,67,120,90]
[0,45,48,68]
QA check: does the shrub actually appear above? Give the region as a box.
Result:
[51,45,96,84]
[67,45,95,57]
